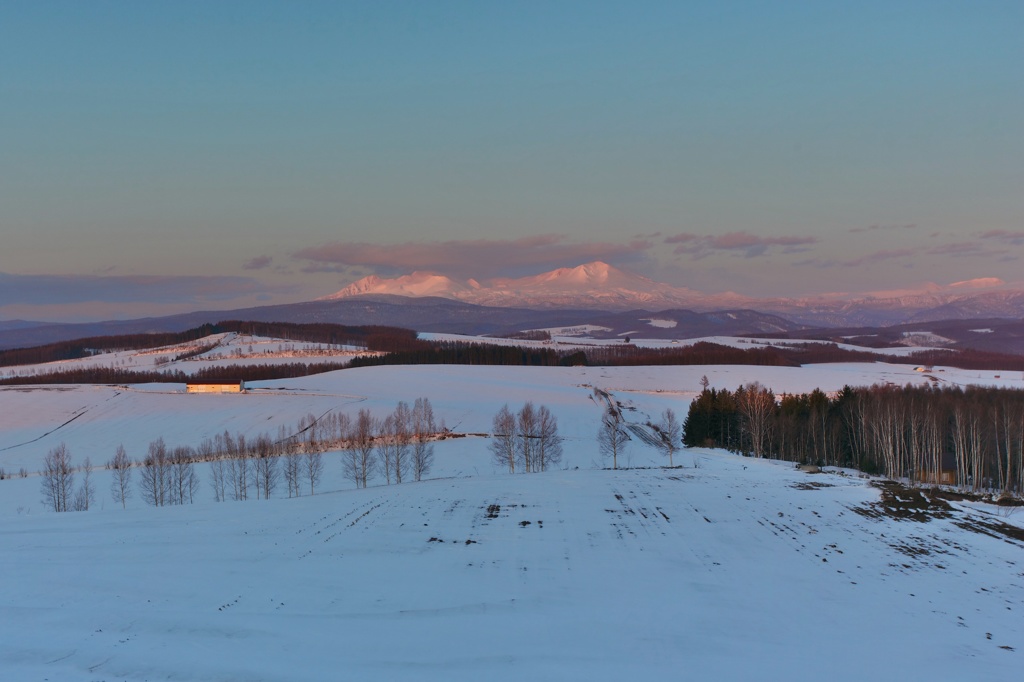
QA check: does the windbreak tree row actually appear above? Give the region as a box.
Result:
[36,397,446,511]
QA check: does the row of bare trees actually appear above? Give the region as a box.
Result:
[343,398,439,488]
[204,398,440,500]
[490,402,563,473]
[204,431,311,503]
[37,397,445,510]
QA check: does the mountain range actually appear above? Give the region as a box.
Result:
[324,261,1024,327]
[4,261,1024,354]
[323,261,747,310]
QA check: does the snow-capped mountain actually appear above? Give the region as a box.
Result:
[327,271,482,299]
[323,262,1024,327]
[322,261,743,310]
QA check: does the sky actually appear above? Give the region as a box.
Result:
[1,1,1021,322]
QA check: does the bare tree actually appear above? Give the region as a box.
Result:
[210,456,229,502]
[411,397,436,482]
[517,402,538,473]
[305,449,324,495]
[392,401,412,484]
[72,457,96,511]
[491,404,517,473]
[170,446,199,504]
[284,450,302,497]
[228,434,250,501]
[139,438,170,507]
[377,413,397,484]
[654,408,680,467]
[334,411,352,449]
[736,382,775,458]
[251,434,279,500]
[109,444,132,509]
[598,409,630,470]
[346,408,377,488]
[536,405,563,472]
[40,442,75,512]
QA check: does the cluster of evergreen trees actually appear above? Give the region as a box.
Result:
[683,382,1024,495]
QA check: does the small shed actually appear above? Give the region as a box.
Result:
[914,451,957,486]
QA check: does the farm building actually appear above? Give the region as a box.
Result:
[186,381,246,394]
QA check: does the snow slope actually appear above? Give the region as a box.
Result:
[1,363,1022,680]
[3,362,1016,473]
[0,451,1020,680]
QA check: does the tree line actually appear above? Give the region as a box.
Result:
[38,397,445,511]
[683,381,1024,495]
[1,362,351,386]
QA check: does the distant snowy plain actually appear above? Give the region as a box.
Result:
[1,338,1022,680]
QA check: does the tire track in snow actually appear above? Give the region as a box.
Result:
[0,393,120,452]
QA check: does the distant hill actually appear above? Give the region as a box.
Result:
[758,318,1024,356]
[0,296,803,350]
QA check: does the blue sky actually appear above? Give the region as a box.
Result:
[1,1,1021,321]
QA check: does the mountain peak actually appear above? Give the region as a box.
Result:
[320,271,474,300]
[321,262,710,310]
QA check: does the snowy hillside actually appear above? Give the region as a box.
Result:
[2,360,1013,473]
[1,362,1022,680]
[0,448,1021,680]
[0,331,368,381]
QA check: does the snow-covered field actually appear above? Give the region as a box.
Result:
[4,361,1019,474]
[1,359,1022,680]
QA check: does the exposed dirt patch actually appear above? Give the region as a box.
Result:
[791,481,836,490]
[852,482,1024,545]
[953,517,1024,545]
[851,481,953,522]
[889,541,931,558]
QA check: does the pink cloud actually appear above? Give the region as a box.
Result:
[799,248,915,268]
[665,231,817,258]
[664,233,698,244]
[293,236,654,278]
[978,230,1024,245]
[243,255,273,270]
[0,272,281,306]
[926,242,989,257]
[848,223,917,234]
